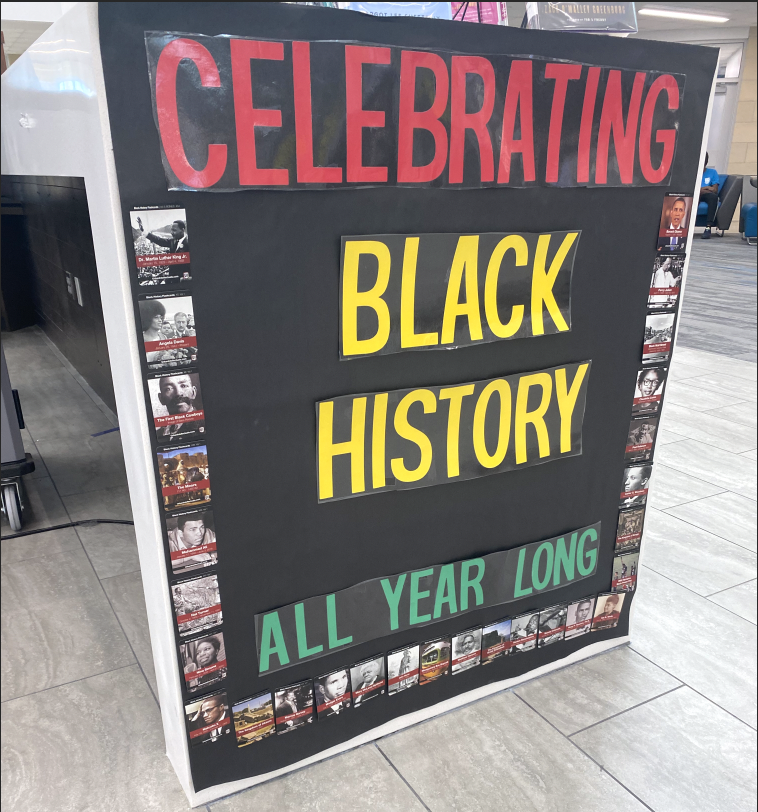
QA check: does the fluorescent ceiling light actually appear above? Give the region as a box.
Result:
[638,7,729,23]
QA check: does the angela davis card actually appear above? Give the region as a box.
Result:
[139,291,197,371]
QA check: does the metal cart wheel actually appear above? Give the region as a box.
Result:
[2,484,22,532]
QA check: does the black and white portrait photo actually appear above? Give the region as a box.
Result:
[350,656,386,706]
[274,681,314,733]
[314,669,352,719]
[148,372,205,444]
[565,597,595,640]
[451,628,482,674]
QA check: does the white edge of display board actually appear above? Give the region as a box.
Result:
[0,4,712,806]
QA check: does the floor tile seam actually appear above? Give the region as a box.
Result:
[627,649,758,732]
[205,742,372,808]
[657,437,689,448]
[705,576,758,598]
[701,402,758,423]
[652,462,735,494]
[0,437,95,558]
[639,562,756,607]
[0,662,139,705]
[656,428,758,456]
[703,595,758,626]
[374,741,434,812]
[367,643,633,740]
[565,684,685,738]
[654,460,757,502]
[654,506,758,554]
[512,693,657,812]
[675,369,758,384]
[75,526,161,708]
[667,396,756,416]
[677,347,758,365]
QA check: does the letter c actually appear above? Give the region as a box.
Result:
[155,38,228,188]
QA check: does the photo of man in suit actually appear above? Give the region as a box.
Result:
[131,207,191,286]
[621,464,652,508]
[315,669,351,719]
[657,195,692,253]
[350,656,385,706]
[138,216,189,254]
[185,693,230,745]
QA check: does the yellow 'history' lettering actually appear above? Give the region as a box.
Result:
[317,362,591,501]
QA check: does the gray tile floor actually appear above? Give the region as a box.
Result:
[2,236,756,811]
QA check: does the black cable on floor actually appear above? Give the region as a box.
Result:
[1,519,135,540]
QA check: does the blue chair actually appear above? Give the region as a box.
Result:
[740,176,756,246]
[695,173,743,235]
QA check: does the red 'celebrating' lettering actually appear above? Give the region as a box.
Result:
[230,39,289,186]
[639,74,679,183]
[293,41,342,183]
[398,51,449,183]
[345,45,392,183]
[155,39,227,188]
[544,63,582,183]
[449,56,496,183]
[497,60,535,184]
[595,70,646,184]
[577,66,601,184]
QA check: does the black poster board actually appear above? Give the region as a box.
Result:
[98,2,715,793]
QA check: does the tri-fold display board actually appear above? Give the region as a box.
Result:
[94,2,716,803]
